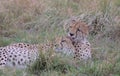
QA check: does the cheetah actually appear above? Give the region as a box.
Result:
[67,20,89,41]
[66,20,92,61]
[54,36,75,56]
[54,35,91,61]
[0,42,54,69]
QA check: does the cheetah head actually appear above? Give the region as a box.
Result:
[54,36,74,56]
[67,20,89,41]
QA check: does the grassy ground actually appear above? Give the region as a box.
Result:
[0,0,120,76]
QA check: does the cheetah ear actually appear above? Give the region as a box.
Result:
[78,21,89,36]
[71,19,76,24]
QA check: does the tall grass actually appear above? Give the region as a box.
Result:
[0,0,120,76]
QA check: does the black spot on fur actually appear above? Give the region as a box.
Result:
[8,59,11,61]
[10,55,12,57]
[18,61,20,65]
[73,56,76,58]
[76,49,79,52]
[13,58,16,61]
[3,55,6,57]
[21,59,23,61]
[28,57,30,59]
[1,58,4,60]
[14,55,17,57]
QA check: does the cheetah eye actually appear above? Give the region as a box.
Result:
[61,40,66,42]
[54,44,58,47]
[71,20,76,23]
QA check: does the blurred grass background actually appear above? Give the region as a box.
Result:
[0,0,120,76]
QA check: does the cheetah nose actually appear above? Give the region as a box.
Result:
[70,33,74,36]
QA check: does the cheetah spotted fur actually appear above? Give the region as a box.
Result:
[0,42,54,69]
[66,19,92,61]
